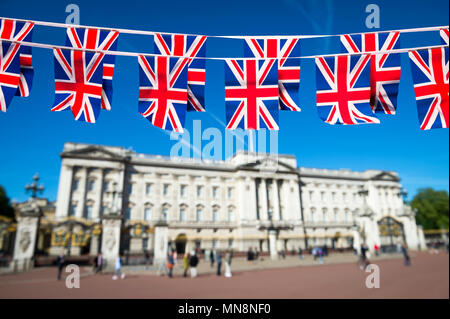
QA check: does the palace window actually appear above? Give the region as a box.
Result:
[163,184,169,196]
[197,186,202,197]
[180,185,186,197]
[125,207,132,220]
[309,191,314,201]
[101,206,107,216]
[322,208,327,221]
[103,181,109,192]
[69,205,77,217]
[333,208,339,222]
[180,208,186,221]
[342,192,347,201]
[144,207,151,221]
[310,208,316,222]
[228,187,233,199]
[73,179,79,191]
[145,183,151,195]
[162,207,168,221]
[212,239,218,249]
[228,208,234,222]
[228,239,234,248]
[213,208,218,222]
[212,187,218,199]
[320,191,325,201]
[196,208,202,222]
[332,192,336,202]
[128,184,133,195]
[85,205,93,219]
[88,180,95,192]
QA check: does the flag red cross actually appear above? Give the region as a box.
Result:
[139,56,186,131]
[53,50,102,123]
[225,59,279,129]
[316,56,375,124]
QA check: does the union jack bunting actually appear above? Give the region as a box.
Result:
[409,47,449,130]
[51,49,104,123]
[66,27,119,111]
[340,32,401,115]
[440,28,449,45]
[0,39,20,112]
[244,38,301,111]
[154,33,206,112]
[138,55,188,133]
[0,19,34,98]
[315,55,380,125]
[225,59,279,130]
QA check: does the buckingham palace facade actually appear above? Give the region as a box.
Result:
[44,142,425,257]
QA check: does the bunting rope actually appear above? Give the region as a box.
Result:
[2,33,449,60]
[1,16,448,40]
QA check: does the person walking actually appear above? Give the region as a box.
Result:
[358,243,370,270]
[374,244,380,257]
[94,253,103,274]
[247,247,253,262]
[209,250,215,268]
[189,251,199,278]
[322,245,328,257]
[144,251,150,270]
[216,250,222,276]
[280,249,286,260]
[167,252,175,278]
[401,243,411,266]
[318,247,324,264]
[56,253,65,280]
[297,247,303,260]
[183,253,189,277]
[224,249,233,278]
[112,254,125,280]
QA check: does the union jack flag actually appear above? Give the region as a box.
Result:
[51,48,104,123]
[341,32,401,115]
[0,39,20,112]
[440,28,449,45]
[244,38,301,111]
[225,59,279,130]
[66,27,119,111]
[0,19,34,98]
[315,54,380,125]
[154,33,206,112]
[138,55,188,133]
[409,47,449,130]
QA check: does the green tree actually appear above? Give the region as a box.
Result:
[0,185,15,220]
[411,188,449,230]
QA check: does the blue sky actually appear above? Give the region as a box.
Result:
[0,0,448,203]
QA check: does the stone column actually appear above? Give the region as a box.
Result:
[93,169,104,220]
[269,229,278,260]
[55,164,74,219]
[101,215,122,272]
[76,167,88,219]
[259,179,268,221]
[272,180,281,221]
[11,200,42,272]
[153,220,169,263]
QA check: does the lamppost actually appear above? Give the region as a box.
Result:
[25,173,44,199]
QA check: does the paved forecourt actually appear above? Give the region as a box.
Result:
[0,252,448,298]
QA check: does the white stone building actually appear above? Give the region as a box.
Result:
[48,142,425,258]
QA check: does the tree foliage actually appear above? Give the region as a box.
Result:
[0,185,15,220]
[411,188,449,230]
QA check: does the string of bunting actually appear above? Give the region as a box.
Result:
[0,17,448,132]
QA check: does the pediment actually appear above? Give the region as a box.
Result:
[238,157,297,173]
[372,172,400,182]
[61,146,124,160]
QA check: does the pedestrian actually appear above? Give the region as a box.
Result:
[401,243,411,266]
[167,252,175,278]
[216,250,222,276]
[56,253,65,280]
[112,254,125,280]
[374,244,380,257]
[189,251,199,278]
[94,253,103,274]
[183,253,189,277]
[280,249,286,259]
[318,247,324,264]
[298,247,303,260]
[254,247,259,261]
[358,243,370,270]
[224,249,232,278]
[209,250,215,268]
[144,251,150,270]
[247,247,253,262]
[322,245,328,257]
